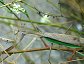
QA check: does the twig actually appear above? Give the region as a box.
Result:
[65,24,73,34]
[58,0,63,17]
[1,47,73,54]
[14,37,36,63]
[60,58,84,64]
[0,1,20,19]
[0,0,21,8]
[48,43,53,64]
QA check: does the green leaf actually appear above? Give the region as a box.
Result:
[44,37,81,48]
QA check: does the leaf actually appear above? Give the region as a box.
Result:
[44,37,81,48]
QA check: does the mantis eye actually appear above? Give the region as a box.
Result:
[78,50,83,52]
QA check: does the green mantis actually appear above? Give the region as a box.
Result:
[44,36,81,48]
[36,32,84,56]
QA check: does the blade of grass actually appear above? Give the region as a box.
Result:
[0,16,83,34]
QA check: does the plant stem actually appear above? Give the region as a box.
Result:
[1,47,73,54]
[0,16,83,34]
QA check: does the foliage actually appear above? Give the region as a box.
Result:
[0,0,84,64]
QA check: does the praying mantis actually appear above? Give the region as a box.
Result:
[0,32,84,61]
[34,32,84,60]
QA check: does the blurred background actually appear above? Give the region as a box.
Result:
[0,0,84,64]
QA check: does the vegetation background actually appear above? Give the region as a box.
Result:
[0,0,84,64]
